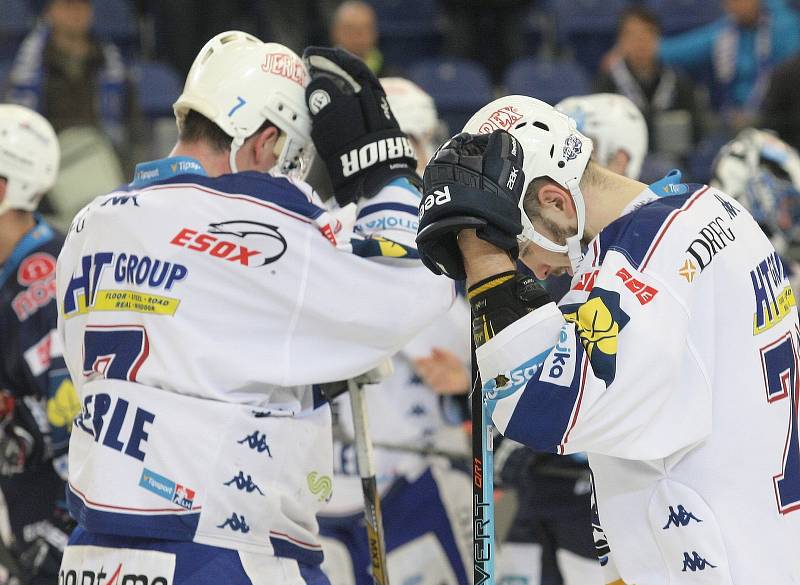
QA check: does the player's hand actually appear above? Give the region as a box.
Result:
[302,47,418,206]
[413,348,470,395]
[416,130,525,280]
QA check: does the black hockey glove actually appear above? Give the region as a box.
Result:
[416,130,525,280]
[302,47,419,206]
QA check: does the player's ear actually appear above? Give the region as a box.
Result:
[608,149,631,176]
[0,178,6,204]
[537,183,575,219]
[252,126,280,168]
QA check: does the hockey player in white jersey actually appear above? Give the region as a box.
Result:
[317,77,473,585]
[415,95,800,584]
[55,33,453,585]
[494,93,648,585]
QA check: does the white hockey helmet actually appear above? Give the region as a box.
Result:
[174,31,312,177]
[0,104,60,215]
[463,95,594,271]
[712,128,800,247]
[381,77,440,170]
[556,93,648,180]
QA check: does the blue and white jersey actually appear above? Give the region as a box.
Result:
[55,158,454,565]
[479,177,800,583]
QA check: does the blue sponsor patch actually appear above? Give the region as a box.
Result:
[139,468,196,510]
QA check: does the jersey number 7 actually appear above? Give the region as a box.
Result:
[82,325,150,382]
[760,329,800,514]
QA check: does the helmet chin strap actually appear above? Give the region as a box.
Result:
[228,136,245,174]
[565,177,587,272]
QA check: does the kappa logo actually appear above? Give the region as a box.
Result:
[682,551,716,572]
[238,431,272,457]
[419,186,451,220]
[225,471,264,495]
[261,52,306,86]
[663,505,702,529]
[477,105,523,134]
[563,134,583,161]
[217,512,250,533]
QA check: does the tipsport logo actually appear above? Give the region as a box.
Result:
[138,468,196,510]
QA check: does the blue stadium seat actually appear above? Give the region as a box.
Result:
[0,60,12,94]
[134,61,182,118]
[554,0,630,73]
[92,0,138,52]
[409,58,493,134]
[645,0,723,35]
[0,0,33,54]
[687,133,730,184]
[369,0,441,68]
[503,58,590,106]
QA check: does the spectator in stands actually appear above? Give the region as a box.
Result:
[761,53,800,150]
[330,1,393,76]
[596,7,702,161]
[5,0,140,163]
[440,0,528,83]
[659,0,800,129]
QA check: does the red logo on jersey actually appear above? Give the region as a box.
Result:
[12,278,57,321]
[170,224,287,267]
[261,53,306,87]
[319,219,342,246]
[17,253,56,286]
[478,106,522,134]
[615,267,658,305]
[573,269,599,293]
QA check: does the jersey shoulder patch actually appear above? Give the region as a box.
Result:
[598,186,709,270]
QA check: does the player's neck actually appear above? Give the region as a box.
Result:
[169,141,231,177]
[0,211,36,265]
[582,168,647,240]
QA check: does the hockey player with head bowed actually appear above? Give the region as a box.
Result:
[415,95,800,584]
[493,93,649,585]
[0,104,78,584]
[55,32,454,585]
[317,76,473,585]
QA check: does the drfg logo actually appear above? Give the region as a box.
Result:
[418,186,451,220]
[340,136,414,177]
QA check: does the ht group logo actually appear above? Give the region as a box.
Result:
[139,468,196,510]
[751,251,796,335]
[170,220,287,267]
[62,252,187,319]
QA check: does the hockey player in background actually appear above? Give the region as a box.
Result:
[318,77,473,585]
[493,93,649,585]
[55,33,453,585]
[416,94,800,584]
[0,104,76,584]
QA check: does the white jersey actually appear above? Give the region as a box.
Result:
[55,157,453,565]
[479,175,800,584]
[325,298,471,513]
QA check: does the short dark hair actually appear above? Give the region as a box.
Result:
[619,6,662,34]
[179,110,277,153]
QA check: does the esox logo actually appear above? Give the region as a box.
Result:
[171,220,287,267]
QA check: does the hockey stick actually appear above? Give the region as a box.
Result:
[347,372,391,585]
[471,340,495,585]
